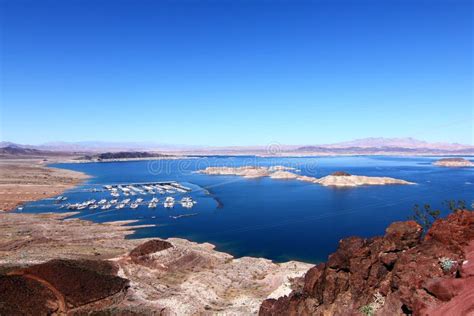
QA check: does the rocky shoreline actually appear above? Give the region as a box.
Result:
[197,166,415,187]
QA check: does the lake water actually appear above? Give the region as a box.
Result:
[19,156,474,263]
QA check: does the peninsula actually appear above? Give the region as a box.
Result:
[197,166,415,187]
[0,158,88,211]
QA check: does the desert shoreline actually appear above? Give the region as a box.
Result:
[0,158,90,212]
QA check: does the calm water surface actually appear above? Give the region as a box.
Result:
[19,156,474,263]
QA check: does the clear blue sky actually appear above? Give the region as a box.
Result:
[1,0,472,146]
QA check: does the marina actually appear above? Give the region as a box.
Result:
[59,181,196,212]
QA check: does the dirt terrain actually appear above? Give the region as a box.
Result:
[0,158,88,211]
[0,212,312,314]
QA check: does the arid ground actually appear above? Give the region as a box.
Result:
[0,158,88,211]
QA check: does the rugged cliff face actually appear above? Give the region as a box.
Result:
[259,210,474,316]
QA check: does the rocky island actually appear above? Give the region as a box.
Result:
[434,157,474,167]
[76,151,182,162]
[197,166,415,187]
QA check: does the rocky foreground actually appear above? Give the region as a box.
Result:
[198,166,414,187]
[0,212,311,315]
[260,210,474,316]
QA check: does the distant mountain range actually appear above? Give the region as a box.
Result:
[318,137,471,151]
[1,137,473,156]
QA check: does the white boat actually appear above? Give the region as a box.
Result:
[110,199,118,205]
[181,201,194,208]
[98,199,107,205]
[67,204,79,210]
[148,202,157,208]
[111,192,120,197]
[122,198,131,204]
[89,204,99,210]
[115,203,125,209]
[136,198,144,203]
[101,204,111,210]
[130,203,139,209]
[151,197,159,203]
[164,196,175,208]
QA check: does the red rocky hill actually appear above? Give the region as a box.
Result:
[260,210,474,316]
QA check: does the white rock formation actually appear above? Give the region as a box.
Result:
[197,166,415,187]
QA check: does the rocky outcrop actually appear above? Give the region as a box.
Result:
[129,239,173,265]
[260,210,474,316]
[315,175,414,187]
[331,171,351,176]
[434,158,474,167]
[198,166,414,187]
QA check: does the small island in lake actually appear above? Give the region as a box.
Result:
[197,167,414,187]
[76,151,182,162]
[433,158,474,167]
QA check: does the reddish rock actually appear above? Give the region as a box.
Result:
[424,277,466,301]
[327,237,365,270]
[8,259,129,311]
[129,239,173,264]
[260,210,474,316]
[302,263,325,296]
[385,220,422,250]
[426,210,474,252]
[461,240,474,277]
[0,275,61,315]
[331,171,351,176]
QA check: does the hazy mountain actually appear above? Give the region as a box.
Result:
[322,137,473,150]
[0,145,60,157]
[1,137,473,154]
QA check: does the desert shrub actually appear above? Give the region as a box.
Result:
[359,305,374,316]
[439,257,455,272]
[409,204,440,233]
[444,200,466,212]
[359,292,385,316]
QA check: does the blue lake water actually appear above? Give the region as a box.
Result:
[18,156,474,263]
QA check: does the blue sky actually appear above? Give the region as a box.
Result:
[1,0,472,146]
